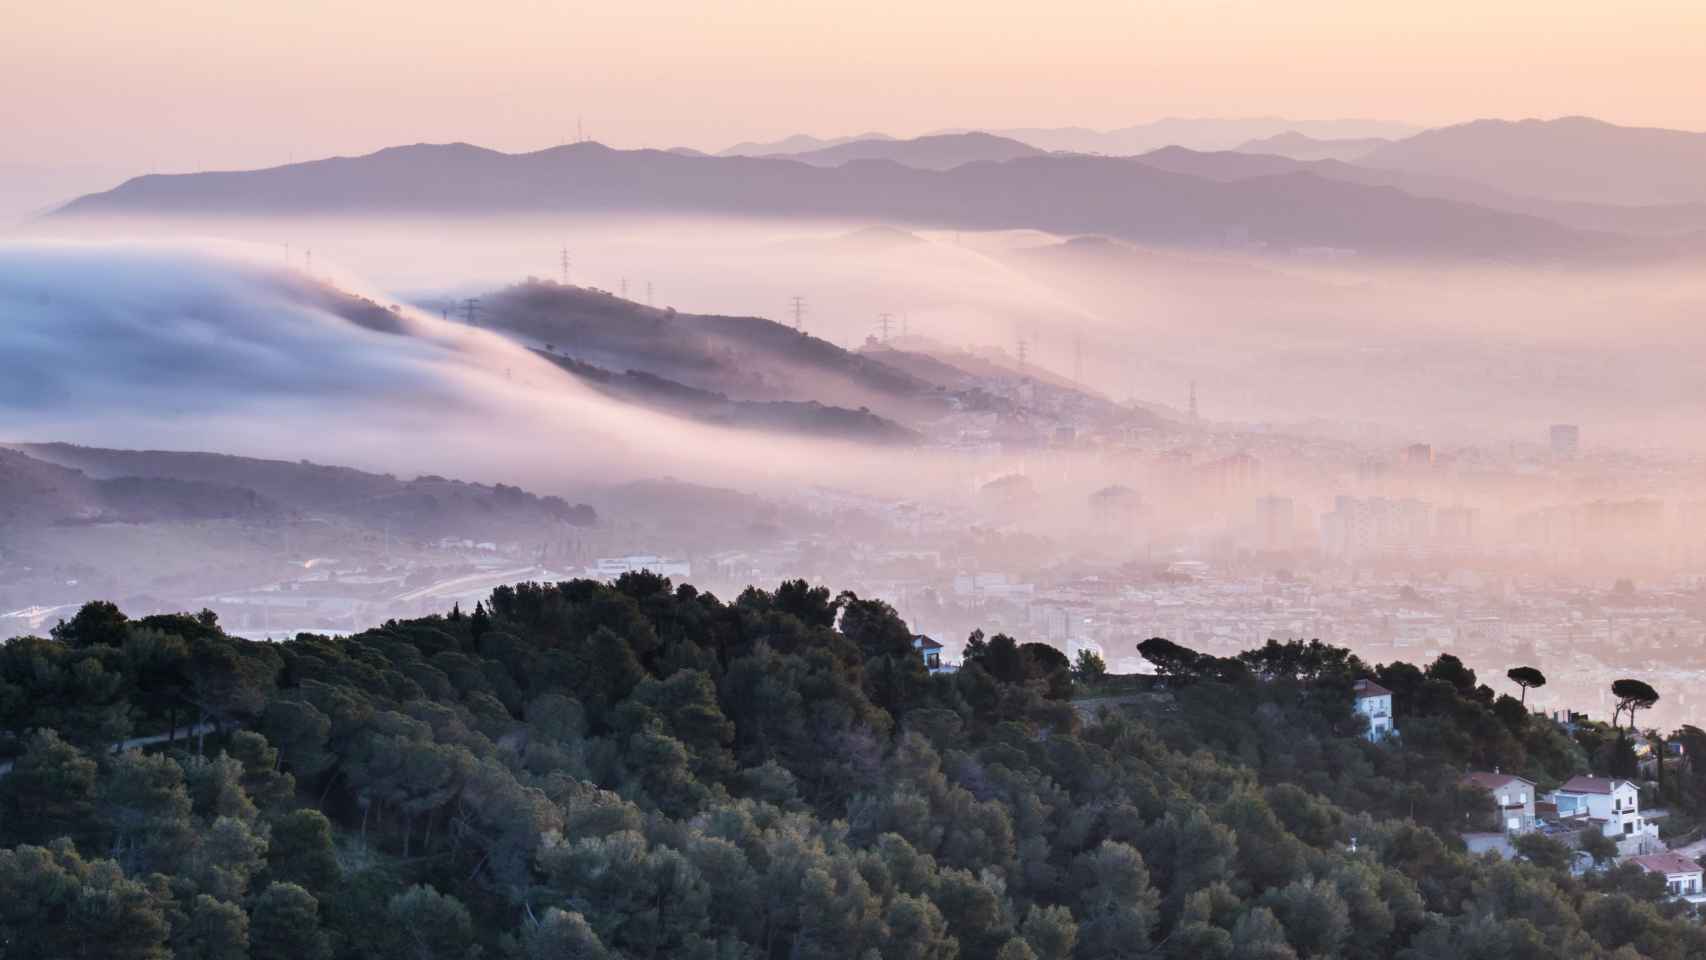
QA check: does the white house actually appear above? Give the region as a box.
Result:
[1629,852,1706,903]
[913,635,953,675]
[1462,771,1537,834]
[1353,679,1396,741]
[1548,775,1660,852]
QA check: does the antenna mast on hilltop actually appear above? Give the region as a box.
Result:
[1016,334,1028,370]
[577,116,584,143]
[560,246,571,285]
[877,312,894,342]
[462,297,481,326]
[790,295,807,331]
[646,281,654,307]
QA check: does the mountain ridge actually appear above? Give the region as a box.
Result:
[56,141,1654,261]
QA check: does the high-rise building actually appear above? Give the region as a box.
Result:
[1253,496,1296,551]
[1550,424,1580,460]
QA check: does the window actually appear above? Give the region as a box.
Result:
[1625,822,1634,835]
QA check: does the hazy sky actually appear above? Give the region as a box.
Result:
[5,0,1705,173]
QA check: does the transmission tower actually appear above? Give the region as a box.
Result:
[877,313,894,342]
[560,246,571,285]
[462,297,481,326]
[790,295,807,331]
[1016,335,1028,370]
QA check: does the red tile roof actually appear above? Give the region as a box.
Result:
[1630,853,1703,876]
[1462,771,1534,791]
[1353,679,1393,699]
[1556,775,1631,795]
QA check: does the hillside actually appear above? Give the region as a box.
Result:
[9,443,597,536]
[54,141,1645,261]
[0,446,282,527]
[532,348,921,444]
[2,582,1702,958]
[477,279,941,420]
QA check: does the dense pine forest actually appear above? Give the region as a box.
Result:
[3,575,1705,959]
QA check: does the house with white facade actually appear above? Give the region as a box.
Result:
[1462,771,1537,834]
[912,635,953,674]
[1629,852,1706,903]
[1353,678,1396,741]
[1548,775,1661,853]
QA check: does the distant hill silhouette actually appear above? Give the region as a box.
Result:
[772,132,1045,170]
[719,131,894,156]
[1363,117,1706,206]
[57,141,1645,260]
[1236,131,1391,162]
[967,117,1419,155]
[1137,145,1706,238]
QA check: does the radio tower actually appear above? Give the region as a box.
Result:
[560,247,571,285]
[877,313,894,342]
[790,295,807,331]
[1016,335,1028,370]
[462,297,481,326]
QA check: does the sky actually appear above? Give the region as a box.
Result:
[4,0,1705,176]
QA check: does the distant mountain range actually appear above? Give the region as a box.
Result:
[59,141,1650,261]
[1234,131,1391,162]
[969,117,1420,155]
[1132,145,1706,237]
[718,132,895,157]
[765,132,1045,170]
[1360,117,1706,206]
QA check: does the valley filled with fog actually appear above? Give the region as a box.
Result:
[6,122,1706,733]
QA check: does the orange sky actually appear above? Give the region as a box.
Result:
[6,0,1706,171]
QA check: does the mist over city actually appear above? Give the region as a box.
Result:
[7,2,1706,956]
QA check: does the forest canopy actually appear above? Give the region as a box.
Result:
[0,576,1701,959]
